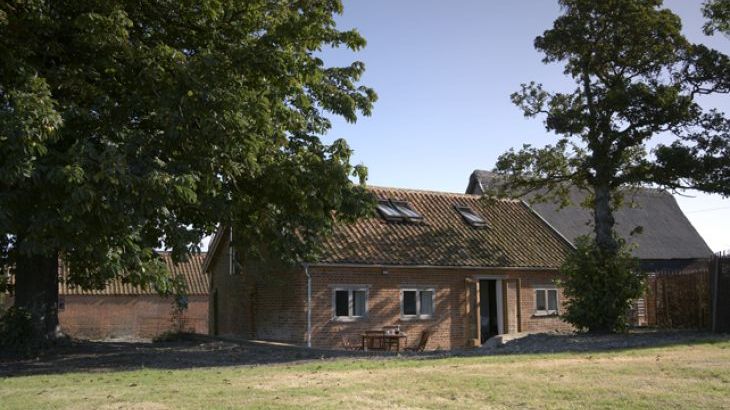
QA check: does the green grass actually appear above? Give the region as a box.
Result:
[2,341,730,409]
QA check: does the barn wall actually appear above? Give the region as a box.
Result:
[58,294,208,340]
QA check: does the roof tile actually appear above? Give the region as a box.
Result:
[317,187,572,268]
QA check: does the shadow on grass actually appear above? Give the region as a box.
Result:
[1,330,728,378]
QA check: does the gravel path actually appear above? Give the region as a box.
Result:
[1,330,727,377]
[475,329,729,355]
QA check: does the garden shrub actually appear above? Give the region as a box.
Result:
[0,306,40,358]
[559,235,645,333]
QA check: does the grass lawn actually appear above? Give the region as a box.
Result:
[2,340,730,409]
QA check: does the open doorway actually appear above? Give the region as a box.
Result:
[479,279,499,343]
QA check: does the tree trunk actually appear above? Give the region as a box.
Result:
[14,251,60,339]
[593,182,618,255]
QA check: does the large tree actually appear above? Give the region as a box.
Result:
[703,0,730,36]
[492,0,729,331]
[0,1,375,340]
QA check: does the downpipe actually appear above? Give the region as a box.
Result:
[303,263,312,348]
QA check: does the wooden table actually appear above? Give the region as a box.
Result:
[361,333,408,352]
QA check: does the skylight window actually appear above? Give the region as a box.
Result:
[390,200,424,222]
[376,200,404,221]
[455,205,488,227]
[375,199,424,223]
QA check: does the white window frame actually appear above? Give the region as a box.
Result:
[400,286,436,320]
[331,285,369,322]
[534,287,559,316]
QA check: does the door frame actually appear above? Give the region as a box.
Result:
[473,275,505,339]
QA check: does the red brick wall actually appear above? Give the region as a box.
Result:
[56,294,208,340]
[510,272,573,334]
[308,266,572,350]
[208,233,252,337]
[210,258,574,350]
[208,234,306,342]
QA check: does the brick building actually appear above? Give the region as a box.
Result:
[204,187,574,350]
[3,252,208,340]
[467,170,714,326]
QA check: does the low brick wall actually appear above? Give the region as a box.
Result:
[59,294,208,340]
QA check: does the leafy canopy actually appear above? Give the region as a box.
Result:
[0,1,376,292]
[495,0,729,217]
[703,0,730,36]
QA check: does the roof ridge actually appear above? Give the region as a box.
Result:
[470,170,672,196]
[367,185,522,202]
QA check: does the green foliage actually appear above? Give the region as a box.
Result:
[0,1,376,299]
[558,236,645,333]
[0,306,40,358]
[703,0,730,36]
[491,0,728,315]
[495,0,729,206]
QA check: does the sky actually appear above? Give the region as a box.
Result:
[317,0,730,252]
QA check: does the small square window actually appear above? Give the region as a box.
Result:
[401,287,435,319]
[535,288,558,315]
[333,287,368,320]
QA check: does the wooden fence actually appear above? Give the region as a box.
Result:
[633,253,730,332]
[713,252,730,333]
[643,267,712,329]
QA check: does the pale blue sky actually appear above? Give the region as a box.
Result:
[319,0,730,252]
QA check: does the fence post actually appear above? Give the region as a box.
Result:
[712,255,720,332]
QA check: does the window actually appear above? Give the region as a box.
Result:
[390,201,424,222]
[333,287,368,320]
[375,199,424,223]
[376,200,404,222]
[455,205,488,227]
[401,287,435,319]
[535,288,558,315]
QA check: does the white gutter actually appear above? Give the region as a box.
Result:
[303,262,312,348]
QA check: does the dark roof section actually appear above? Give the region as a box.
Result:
[467,170,713,260]
[317,186,573,268]
[59,252,209,296]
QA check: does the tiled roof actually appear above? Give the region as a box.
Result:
[468,170,713,260]
[59,252,208,296]
[317,186,572,268]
